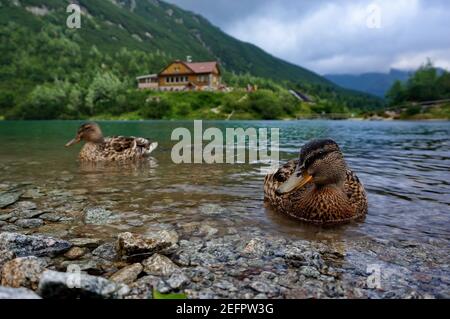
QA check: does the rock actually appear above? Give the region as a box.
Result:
[109,263,143,284]
[0,286,41,299]
[242,238,266,257]
[0,232,72,257]
[1,256,47,290]
[40,213,63,222]
[64,247,88,260]
[198,224,218,238]
[38,270,130,299]
[22,189,43,199]
[166,271,189,289]
[15,218,44,228]
[84,207,117,225]
[125,275,160,299]
[92,243,118,261]
[12,210,43,219]
[0,213,13,221]
[0,192,21,208]
[0,224,21,232]
[249,281,278,295]
[15,201,37,210]
[59,257,113,276]
[116,231,178,262]
[299,266,321,279]
[0,250,15,273]
[70,238,103,249]
[142,254,180,277]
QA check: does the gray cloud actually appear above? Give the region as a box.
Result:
[167,0,450,74]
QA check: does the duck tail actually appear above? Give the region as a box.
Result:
[145,141,158,155]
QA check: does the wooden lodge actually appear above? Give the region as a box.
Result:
[137,60,222,91]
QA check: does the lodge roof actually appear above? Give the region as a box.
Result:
[184,61,218,74]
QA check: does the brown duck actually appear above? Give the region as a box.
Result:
[65,122,158,161]
[264,139,367,224]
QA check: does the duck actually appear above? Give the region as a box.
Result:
[264,139,367,224]
[65,122,158,162]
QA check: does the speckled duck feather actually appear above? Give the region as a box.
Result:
[264,159,368,224]
[79,136,157,162]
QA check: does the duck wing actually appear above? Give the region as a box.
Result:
[344,169,368,216]
[108,136,158,157]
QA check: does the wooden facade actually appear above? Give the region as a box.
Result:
[137,60,222,91]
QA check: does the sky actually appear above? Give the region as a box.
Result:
[166,0,450,75]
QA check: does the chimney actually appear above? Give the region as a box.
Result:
[186,55,192,63]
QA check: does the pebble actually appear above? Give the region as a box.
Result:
[142,254,180,277]
[109,263,143,284]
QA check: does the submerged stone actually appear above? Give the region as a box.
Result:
[0,232,72,257]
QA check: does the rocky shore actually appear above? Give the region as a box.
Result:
[1,187,449,299]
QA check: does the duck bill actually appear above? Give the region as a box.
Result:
[65,137,80,147]
[276,171,313,195]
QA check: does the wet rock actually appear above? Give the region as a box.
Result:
[59,257,113,276]
[299,266,321,279]
[1,257,47,290]
[38,270,130,299]
[0,250,16,273]
[0,232,72,257]
[15,218,44,229]
[242,238,267,257]
[22,189,43,199]
[125,275,160,299]
[249,281,278,295]
[40,213,63,222]
[0,192,22,208]
[109,263,143,285]
[0,213,13,221]
[70,238,103,249]
[15,201,37,211]
[166,271,189,290]
[116,231,178,262]
[64,247,88,260]
[0,286,41,299]
[142,254,180,277]
[198,224,218,238]
[0,224,21,232]
[92,243,118,261]
[84,207,117,225]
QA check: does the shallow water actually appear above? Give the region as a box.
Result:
[0,120,449,246]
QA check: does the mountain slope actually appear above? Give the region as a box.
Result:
[325,69,413,97]
[0,0,383,118]
[0,0,331,85]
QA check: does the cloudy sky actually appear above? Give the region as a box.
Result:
[166,0,450,75]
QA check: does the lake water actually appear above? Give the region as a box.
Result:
[0,120,449,246]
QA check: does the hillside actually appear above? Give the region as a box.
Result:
[0,0,383,119]
[325,69,412,97]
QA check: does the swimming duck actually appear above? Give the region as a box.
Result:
[65,122,158,162]
[264,139,367,224]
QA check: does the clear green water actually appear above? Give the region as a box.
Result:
[0,120,449,245]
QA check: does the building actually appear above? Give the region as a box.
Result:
[136,60,222,91]
[137,74,158,90]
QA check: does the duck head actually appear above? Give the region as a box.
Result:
[276,139,347,195]
[65,122,104,147]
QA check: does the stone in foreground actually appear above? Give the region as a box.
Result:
[0,286,41,299]
[1,256,47,290]
[109,263,143,284]
[38,270,130,299]
[116,231,178,262]
[0,232,72,257]
[142,253,180,277]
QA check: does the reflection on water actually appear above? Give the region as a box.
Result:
[0,120,449,245]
